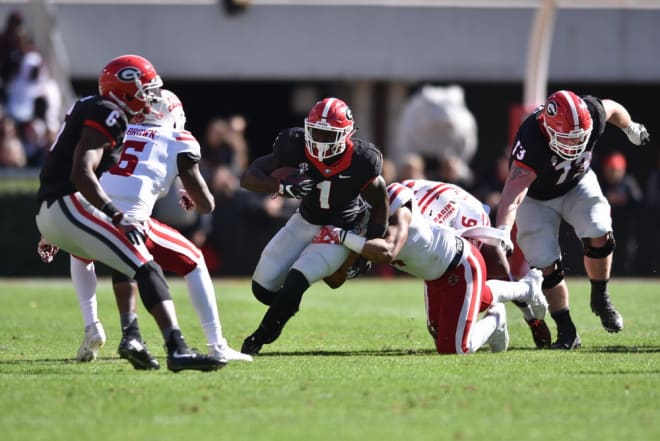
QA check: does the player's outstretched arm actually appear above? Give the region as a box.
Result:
[602,99,650,146]
[177,153,214,214]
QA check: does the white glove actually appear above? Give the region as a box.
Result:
[622,122,650,146]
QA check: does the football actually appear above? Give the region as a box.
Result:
[270,166,300,181]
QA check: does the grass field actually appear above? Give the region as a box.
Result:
[0,277,658,441]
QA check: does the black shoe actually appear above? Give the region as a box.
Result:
[550,333,581,350]
[526,318,552,349]
[166,348,225,373]
[241,324,282,355]
[590,291,624,333]
[118,335,160,370]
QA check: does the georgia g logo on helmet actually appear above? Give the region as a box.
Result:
[345,108,353,121]
[546,100,557,116]
[117,66,142,82]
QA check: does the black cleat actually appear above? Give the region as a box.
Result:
[590,291,624,333]
[550,332,581,350]
[166,348,225,373]
[526,318,552,349]
[241,324,282,355]
[118,335,160,370]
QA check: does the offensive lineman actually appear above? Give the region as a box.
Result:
[35,55,221,372]
[239,97,389,355]
[496,90,650,349]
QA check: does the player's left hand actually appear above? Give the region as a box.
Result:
[623,122,650,146]
[115,215,146,246]
[37,237,59,263]
[346,256,372,279]
[178,189,196,211]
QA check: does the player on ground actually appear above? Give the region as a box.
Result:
[400,178,551,348]
[239,97,389,355]
[40,90,252,365]
[35,55,222,372]
[315,182,548,354]
[496,90,650,349]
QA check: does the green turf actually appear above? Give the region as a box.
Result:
[0,277,658,441]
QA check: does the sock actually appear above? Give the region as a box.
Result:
[590,279,609,297]
[120,313,138,332]
[164,328,187,353]
[184,262,225,347]
[551,308,576,338]
[261,269,310,331]
[70,257,98,327]
[467,314,499,353]
[486,279,530,304]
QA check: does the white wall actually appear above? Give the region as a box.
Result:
[2,2,658,82]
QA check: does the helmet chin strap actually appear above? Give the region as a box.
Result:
[108,91,139,116]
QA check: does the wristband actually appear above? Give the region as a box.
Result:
[101,201,122,225]
[343,231,366,254]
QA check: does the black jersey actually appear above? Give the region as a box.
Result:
[273,127,383,229]
[511,95,607,200]
[37,95,128,204]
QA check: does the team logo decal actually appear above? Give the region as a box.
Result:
[345,108,353,121]
[297,162,310,174]
[117,67,141,82]
[546,100,557,116]
[551,156,558,166]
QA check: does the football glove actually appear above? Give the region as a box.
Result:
[114,214,146,246]
[178,189,196,211]
[37,237,59,264]
[622,122,650,146]
[346,256,372,280]
[278,176,314,199]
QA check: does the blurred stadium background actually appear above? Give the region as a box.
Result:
[0,0,658,277]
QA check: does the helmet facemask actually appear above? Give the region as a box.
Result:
[544,121,592,160]
[304,120,353,162]
[140,89,186,129]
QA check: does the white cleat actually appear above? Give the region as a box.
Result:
[485,303,509,353]
[522,268,548,320]
[208,344,254,363]
[77,321,106,362]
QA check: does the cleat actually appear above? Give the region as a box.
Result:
[208,344,253,363]
[521,268,548,320]
[550,333,581,350]
[590,291,624,333]
[526,318,552,349]
[166,348,225,373]
[485,303,509,353]
[77,321,107,362]
[118,335,160,370]
[241,324,282,355]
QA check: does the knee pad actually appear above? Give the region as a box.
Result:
[581,232,616,258]
[134,261,171,310]
[541,259,565,290]
[111,269,134,285]
[252,280,276,306]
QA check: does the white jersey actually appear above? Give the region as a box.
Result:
[400,179,491,229]
[100,124,201,221]
[387,182,460,280]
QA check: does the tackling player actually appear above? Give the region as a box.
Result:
[496,90,650,349]
[399,178,552,348]
[315,182,548,354]
[239,97,389,355]
[35,55,222,372]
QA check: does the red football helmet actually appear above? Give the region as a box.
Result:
[304,97,355,162]
[538,90,593,160]
[98,54,163,116]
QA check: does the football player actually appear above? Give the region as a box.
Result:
[496,90,650,349]
[35,55,222,372]
[40,90,252,365]
[239,97,389,355]
[399,178,552,349]
[314,182,548,354]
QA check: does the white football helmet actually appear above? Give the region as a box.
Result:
[142,89,187,129]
